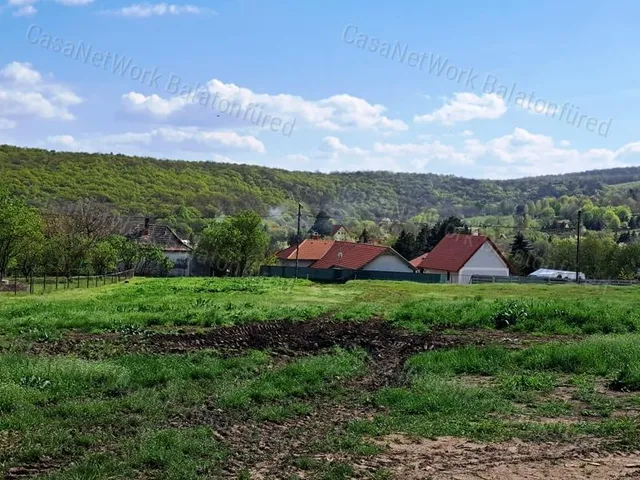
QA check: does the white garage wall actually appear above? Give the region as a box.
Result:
[363,253,414,272]
[458,242,509,284]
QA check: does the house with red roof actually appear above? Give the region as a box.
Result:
[412,234,513,284]
[276,239,415,273]
[275,240,335,268]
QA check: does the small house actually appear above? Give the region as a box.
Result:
[276,240,415,273]
[412,234,512,284]
[127,218,193,276]
[330,225,350,241]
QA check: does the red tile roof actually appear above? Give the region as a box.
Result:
[410,252,429,268]
[276,240,335,261]
[277,240,416,271]
[310,242,390,270]
[417,234,510,272]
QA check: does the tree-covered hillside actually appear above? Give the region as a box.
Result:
[2,144,640,223]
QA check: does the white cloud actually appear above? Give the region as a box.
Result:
[322,136,368,156]
[47,134,76,146]
[122,80,408,133]
[284,154,311,163]
[122,92,188,117]
[0,62,82,123]
[327,155,402,172]
[7,0,93,16]
[55,0,94,4]
[0,118,17,130]
[375,127,640,177]
[414,92,507,125]
[373,139,478,165]
[13,5,37,16]
[45,127,266,154]
[1,61,42,84]
[102,3,214,17]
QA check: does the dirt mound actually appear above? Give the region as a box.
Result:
[151,317,441,354]
[31,317,458,355]
[367,435,640,479]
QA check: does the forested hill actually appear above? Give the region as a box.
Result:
[2,144,640,221]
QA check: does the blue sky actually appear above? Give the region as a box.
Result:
[2,0,640,178]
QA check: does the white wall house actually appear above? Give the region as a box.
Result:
[412,234,512,284]
[362,252,415,272]
[458,242,510,283]
[276,240,416,273]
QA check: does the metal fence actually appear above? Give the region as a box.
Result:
[260,265,445,284]
[470,275,640,286]
[0,269,135,295]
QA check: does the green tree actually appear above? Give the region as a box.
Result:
[198,211,269,276]
[614,205,632,223]
[392,229,417,260]
[509,232,535,275]
[423,216,469,252]
[0,192,43,280]
[602,208,621,230]
[90,239,119,274]
[310,210,332,238]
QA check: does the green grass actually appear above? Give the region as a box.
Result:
[348,335,640,446]
[2,277,640,337]
[391,298,640,334]
[405,334,640,377]
[0,348,366,478]
[4,278,640,476]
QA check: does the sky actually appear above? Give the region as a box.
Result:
[2,0,640,179]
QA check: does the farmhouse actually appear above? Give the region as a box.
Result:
[275,240,335,268]
[126,218,193,276]
[413,234,512,284]
[330,225,350,241]
[276,239,415,273]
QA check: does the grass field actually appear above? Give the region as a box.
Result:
[2,278,640,479]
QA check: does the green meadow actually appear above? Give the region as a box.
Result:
[2,277,640,478]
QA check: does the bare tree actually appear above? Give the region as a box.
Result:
[44,199,121,279]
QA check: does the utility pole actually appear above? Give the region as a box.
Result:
[576,209,582,284]
[295,203,302,280]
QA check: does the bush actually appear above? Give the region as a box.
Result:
[493,301,529,329]
[610,364,640,392]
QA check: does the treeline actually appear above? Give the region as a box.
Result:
[0,193,172,281]
[3,188,640,281]
[509,231,640,280]
[387,215,640,280]
[518,196,635,231]
[4,145,640,235]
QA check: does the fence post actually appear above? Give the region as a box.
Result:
[43,273,46,294]
[55,275,58,290]
[77,275,80,289]
[14,271,17,296]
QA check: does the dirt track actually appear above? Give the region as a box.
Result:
[15,320,597,479]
